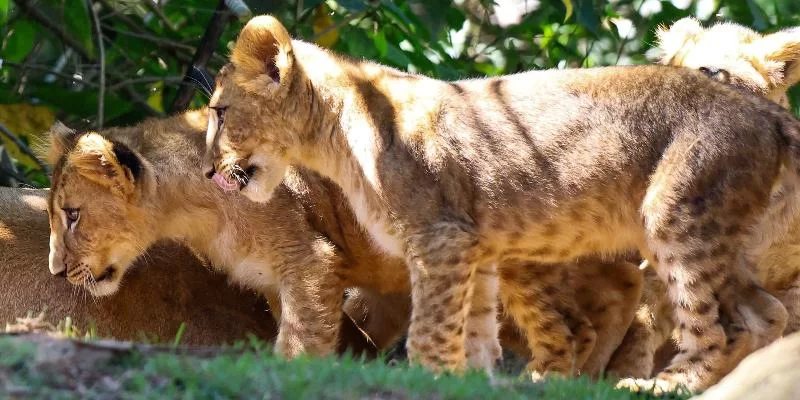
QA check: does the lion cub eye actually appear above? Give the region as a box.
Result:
[63,208,80,228]
[210,106,227,124]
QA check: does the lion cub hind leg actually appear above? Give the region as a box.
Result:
[499,261,597,378]
[575,259,644,377]
[634,150,788,391]
[778,285,800,334]
[404,221,490,374]
[605,266,673,379]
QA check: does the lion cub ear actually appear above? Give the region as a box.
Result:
[232,15,294,92]
[69,133,154,201]
[756,28,800,89]
[43,121,80,167]
[654,17,704,64]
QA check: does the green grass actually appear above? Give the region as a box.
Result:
[0,336,690,400]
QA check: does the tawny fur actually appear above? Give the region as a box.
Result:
[609,18,800,383]
[4,186,382,352]
[0,187,277,345]
[46,112,406,358]
[204,15,800,391]
[46,109,643,376]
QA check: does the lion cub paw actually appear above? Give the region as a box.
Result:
[615,377,690,396]
[465,335,502,375]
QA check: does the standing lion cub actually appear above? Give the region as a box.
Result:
[607,17,800,380]
[204,15,800,391]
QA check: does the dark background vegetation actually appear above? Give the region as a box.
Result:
[1,0,798,188]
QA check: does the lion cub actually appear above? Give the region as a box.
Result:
[45,110,411,358]
[205,15,800,391]
[609,17,800,380]
[45,109,647,376]
[657,17,800,109]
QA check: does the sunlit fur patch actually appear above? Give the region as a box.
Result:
[654,17,800,105]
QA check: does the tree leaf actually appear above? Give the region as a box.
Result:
[374,31,388,58]
[562,0,574,22]
[444,7,465,30]
[312,3,339,48]
[0,0,8,25]
[409,0,449,40]
[336,0,367,12]
[574,0,600,35]
[343,28,378,59]
[746,0,768,31]
[303,0,325,12]
[63,0,95,57]
[3,20,37,63]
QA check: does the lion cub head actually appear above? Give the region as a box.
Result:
[204,15,305,203]
[655,17,800,107]
[46,123,156,296]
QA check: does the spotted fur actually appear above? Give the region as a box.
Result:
[611,18,800,384]
[203,15,800,391]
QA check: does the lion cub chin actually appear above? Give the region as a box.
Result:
[204,15,800,391]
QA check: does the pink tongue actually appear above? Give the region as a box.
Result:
[212,172,239,192]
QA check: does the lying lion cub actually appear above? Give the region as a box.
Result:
[609,17,800,379]
[204,15,800,391]
[0,186,277,345]
[44,107,644,376]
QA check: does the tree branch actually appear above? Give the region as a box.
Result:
[0,162,38,188]
[13,0,164,119]
[88,0,106,129]
[0,122,50,175]
[143,0,178,33]
[3,61,99,89]
[169,0,231,113]
[101,25,198,53]
[107,76,185,91]
[95,0,147,35]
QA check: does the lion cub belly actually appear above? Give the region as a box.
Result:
[350,190,404,258]
[228,256,280,291]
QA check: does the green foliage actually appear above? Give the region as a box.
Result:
[1,0,799,187]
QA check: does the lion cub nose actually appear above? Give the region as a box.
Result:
[699,66,729,82]
[203,165,215,179]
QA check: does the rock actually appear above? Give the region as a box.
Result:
[693,332,800,399]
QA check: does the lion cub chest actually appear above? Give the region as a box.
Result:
[349,190,405,258]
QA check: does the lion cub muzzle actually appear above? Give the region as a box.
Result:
[64,262,116,285]
[205,159,256,193]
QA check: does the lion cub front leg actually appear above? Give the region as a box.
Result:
[404,221,491,374]
[274,247,345,359]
